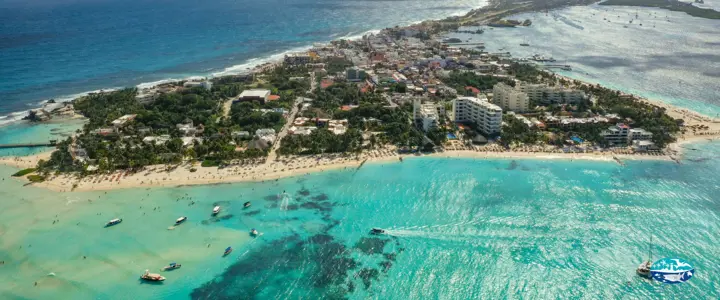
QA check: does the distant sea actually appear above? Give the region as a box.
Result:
[0,0,484,124]
[448,3,720,116]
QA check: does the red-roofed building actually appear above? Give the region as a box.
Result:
[371,53,386,63]
[465,86,481,96]
[320,79,334,89]
[267,95,281,101]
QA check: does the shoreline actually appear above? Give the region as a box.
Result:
[0,145,690,193]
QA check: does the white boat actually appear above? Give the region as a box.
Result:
[141,269,165,281]
[212,206,220,215]
[175,216,187,225]
[105,218,122,227]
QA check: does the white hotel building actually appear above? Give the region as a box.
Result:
[518,84,586,105]
[452,96,503,135]
[493,82,529,112]
[413,99,439,132]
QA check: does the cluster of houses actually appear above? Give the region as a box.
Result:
[289,118,348,136]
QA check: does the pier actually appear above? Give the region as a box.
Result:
[0,142,56,149]
[544,64,572,70]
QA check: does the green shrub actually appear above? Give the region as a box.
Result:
[201,160,219,167]
[12,168,36,177]
[27,175,45,183]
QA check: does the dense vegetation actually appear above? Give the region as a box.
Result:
[584,85,680,147]
[443,71,514,93]
[39,66,310,174]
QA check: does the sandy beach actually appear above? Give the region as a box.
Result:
[1,143,693,193]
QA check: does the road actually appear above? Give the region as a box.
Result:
[265,97,302,164]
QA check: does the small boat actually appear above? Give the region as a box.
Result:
[162,262,181,271]
[223,247,233,256]
[175,216,187,225]
[140,270,165,281]
[250,228,259,237]
[243,201,251,208]
[105,218,122,227]
[212,206,220,216]
[637,234,654,278]
[370,228,385,235]
[636,260,652,278]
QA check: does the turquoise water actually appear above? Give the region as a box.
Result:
[451,4,720,116]
[0,119,85,157]
[1,142,719,298]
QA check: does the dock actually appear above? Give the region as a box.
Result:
[0,142,56,149]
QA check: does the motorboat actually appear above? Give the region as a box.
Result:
[370,228,385,235]
[636,260,652,278]
[243,201,251,208]
[175,216,187,225]
[162,262,181,271]
[223,247,233,256]
[250,228,259,237]
[212,206,220,216]
[105,218,122,227]
[140,270,165,281]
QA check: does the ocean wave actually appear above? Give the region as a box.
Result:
[0,88,119,126]
[0,3,490,128]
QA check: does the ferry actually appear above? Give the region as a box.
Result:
[162,262,181,271]
[212,206,220,216]
[223,247,233,256]
[175,216,187,225]
[105,218,122,227]
[140,270,165,281]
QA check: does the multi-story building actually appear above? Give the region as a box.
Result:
[452,96,502,135]
[284,53,312,65]
[493,83,529,112]
[517,84,586,105]
[601,123,653,146]
[413,99,439,132]
[346,67,367,82]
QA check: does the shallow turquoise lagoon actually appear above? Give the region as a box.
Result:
[1,142,719,299]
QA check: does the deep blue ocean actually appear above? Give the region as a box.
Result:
[0,0,482,119]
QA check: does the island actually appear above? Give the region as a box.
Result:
[3,0,719,192]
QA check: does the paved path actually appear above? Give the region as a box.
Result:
[265,97,302,164]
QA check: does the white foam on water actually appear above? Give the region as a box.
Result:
[0,3,493,128]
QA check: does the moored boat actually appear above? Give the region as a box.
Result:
[105,218,122,227]
[223,247,233,256]
[162,262,181,271]
[175,216,187,225]
[141,270,165,281]
[243,201,251,208]
[212,206,220,215]
[636,260,652,278]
